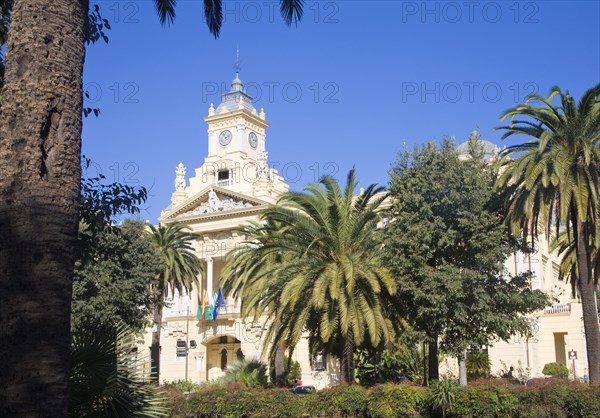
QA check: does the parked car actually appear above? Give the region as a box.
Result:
[292,385,316,395]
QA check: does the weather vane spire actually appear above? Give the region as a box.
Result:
[235,46,241,75]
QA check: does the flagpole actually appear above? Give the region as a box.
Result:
[185,296,190,381]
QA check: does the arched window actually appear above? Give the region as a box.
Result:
[220,349,228,371]
[236,348,244,361]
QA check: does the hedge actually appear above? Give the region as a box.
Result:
[163,379,600,418]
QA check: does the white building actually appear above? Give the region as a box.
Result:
[138,71,337,388]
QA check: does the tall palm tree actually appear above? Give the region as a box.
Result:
[495,84,600,381]
[0,1,302,414]
[222,219,290,386]
[149,222,203,384]
[223,169,396,384]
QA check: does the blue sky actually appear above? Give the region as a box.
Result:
[82,1,600,222]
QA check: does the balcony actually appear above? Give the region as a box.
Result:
[544,303,571,315]
[215,179,232,187]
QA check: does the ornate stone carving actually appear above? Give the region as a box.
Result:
[256,151,270,180]
[179,188,254,217]
[174,162,186,191]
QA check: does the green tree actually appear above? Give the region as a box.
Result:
[223,169,396,384]
[72,220,162,331]
[69,321,167,418]
[384,139,549,384]
[0,1,303,415]
[495,85,600,381]
[149,222,203,384]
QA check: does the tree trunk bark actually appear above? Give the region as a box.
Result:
[428,334,439,383]
[274,321,286,387]
[575,219,600,382]
[339,330,355,384]
[458,350,468,386]
[151,301,164,384]
[0,1,87,416]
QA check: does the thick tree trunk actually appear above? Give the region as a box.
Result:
[339,330,355,384]
[151,302,164,384]
[428,335,439,383]
[458,350,468,386]
[274,330,286,387]
[0,1,87,416]
[575,219,600,382]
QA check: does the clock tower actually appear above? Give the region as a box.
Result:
[164,69,288,208]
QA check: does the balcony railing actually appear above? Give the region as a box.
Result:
[216,179,232,187]
[544,303,571,315]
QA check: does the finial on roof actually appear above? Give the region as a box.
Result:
[259,107,265,119]
[235,46,241,76]
[208,103,215,115]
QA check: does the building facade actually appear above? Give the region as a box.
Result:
[138,72,337,387]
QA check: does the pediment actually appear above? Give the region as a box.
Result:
[160,186,269,223]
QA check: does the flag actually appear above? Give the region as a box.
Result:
[201,290,209,322]
[212,293,219,321]
[204,291,215,321]
[212,289,226,320]
[196,292,203,321]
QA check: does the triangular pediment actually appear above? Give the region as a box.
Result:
[160,186,269,223]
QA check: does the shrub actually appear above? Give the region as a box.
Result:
[218,359,269,388]
[466,351,491,380]
[170,379,202,393]
[307,384,369,417]
[425,378,457,418]
[450,379,519,417]
[366,383,426,418]
[542,362,569,378]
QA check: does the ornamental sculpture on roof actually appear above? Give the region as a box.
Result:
[179,188,254,218]
[174,162,187,192]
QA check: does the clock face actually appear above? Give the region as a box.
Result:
[248,132,258,149]
[219,130,232,146]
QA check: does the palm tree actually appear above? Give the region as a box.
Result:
[223,169,396,384]
[222,220,290,386]
[149,222,203,384]
[0,1,303,414]
[69,321,167,418]
[495,84,600,381]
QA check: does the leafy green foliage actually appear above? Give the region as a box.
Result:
[384,138,550,379]
[151,0,304,37]
[163,379,600,417]
[79,157,148,238]
[223,169,396,384]
[217,360,269,388]
[269,355,301,386]
[542,362,569,378]
[149,222,203,297]
[72,220,161,331]
[426,378,457,418]
[355,345,425,385]
[494,85,600,381]
[466,351,491,380]
[169,379,203,393]
[69,321,167,418]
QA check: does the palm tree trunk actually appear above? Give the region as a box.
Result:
[151,301,164,384]
[0,1,87,416]
[428,334,439,383]
[339,330,355,384]
[575,219,600,382]
[274,326,286,387]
